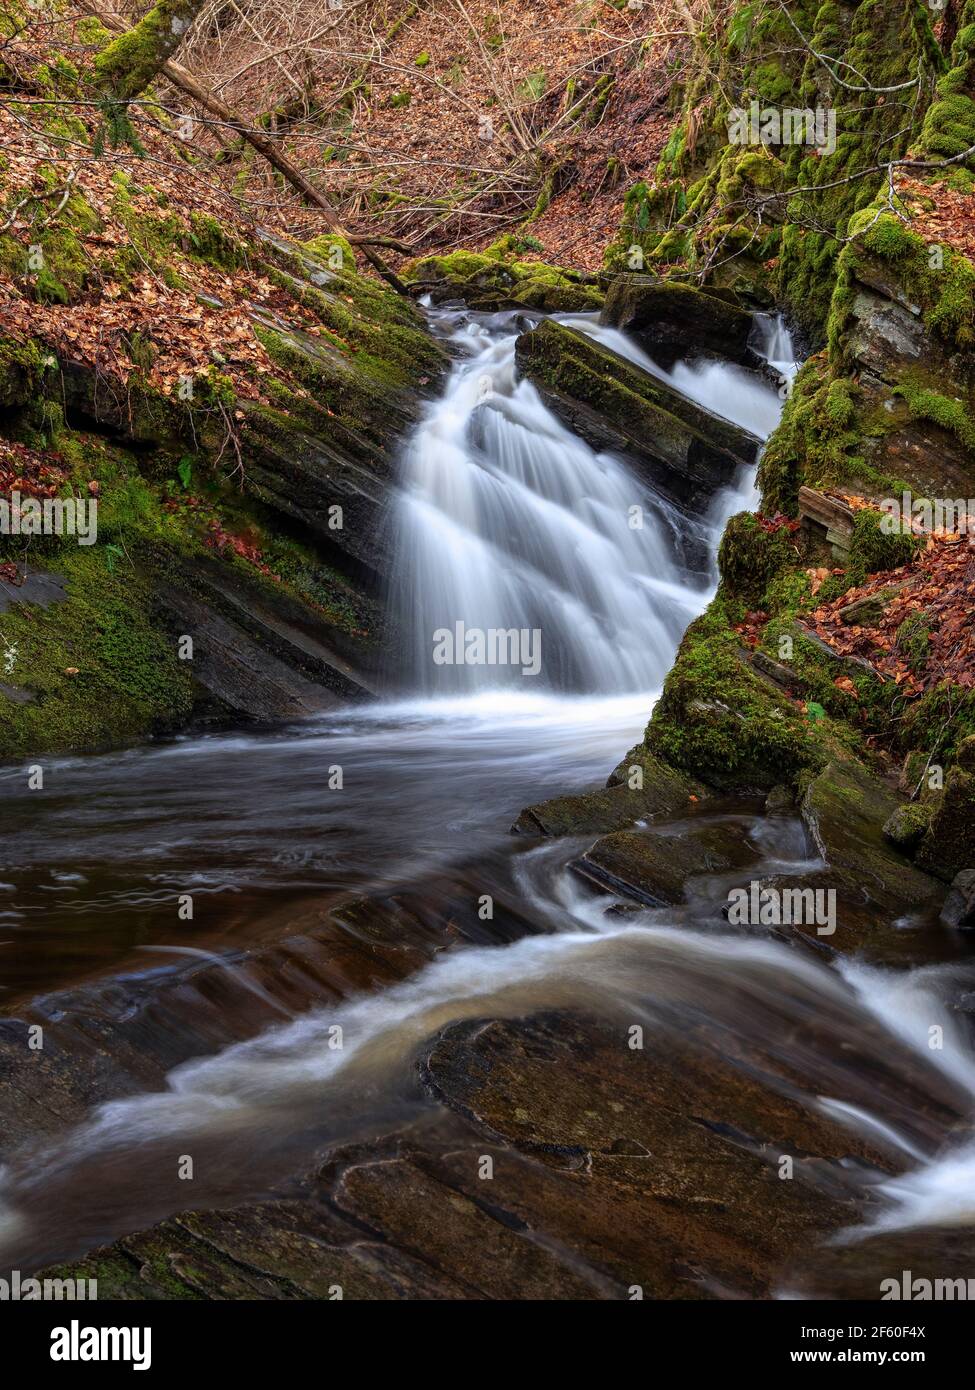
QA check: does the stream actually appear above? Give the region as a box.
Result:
[1,304,974,1296]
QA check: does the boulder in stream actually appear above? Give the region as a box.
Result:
[514,319,760,511]
[600,277,758,370]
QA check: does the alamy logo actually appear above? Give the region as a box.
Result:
[432,621,541,677]
[1,1269,96,1300]
[881,1270,975,1300]
[0,490,98,545]
[727,100,837,156]
[880,491,975,538]
[727,880,836,936]
[50,1320,151,1371]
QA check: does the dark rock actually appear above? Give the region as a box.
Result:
[939,869,975,929]
[801,760,942,916]
[764,784,795,816]
[600,278,757,370]
[153,552,376,719]
[515,751,706,836]
[0,566,67,614]
[916,767,975,883]
[0,682,34,705]
[881,801,931,856]
[514,319,760,511]
[570,821,756,907]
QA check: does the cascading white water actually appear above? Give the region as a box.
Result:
[391,306,794,695]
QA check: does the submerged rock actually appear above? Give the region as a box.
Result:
[570,821,757,907]
[940,870,975,930]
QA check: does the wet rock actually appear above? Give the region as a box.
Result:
[414,1011,896,1298]
[570,821,756,907]
[940,870,975,930]
[514,319,760,511]
[0,565,67,614]
[916,766,975,883]
[0,682,34,705]
[801,760,942,917]
[764,784,795,816]
[153,552,376,720]
[600,278,757,370]
[515,751,706,836]
[882,801,932,856]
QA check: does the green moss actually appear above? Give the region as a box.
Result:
[94,0,206,104]
[717,511,793,606]
[645,597,823,792]
[847,508,921,584]
[893,380,975,451]
[414,50,430,67]
[0,548,194,758]
[187,212,247,270]
[895,610,932,674]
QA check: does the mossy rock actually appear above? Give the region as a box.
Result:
[916,767,975,882]
[717,512,792,607]
[600,278,755,369]
[645,601,821,794]
[882,801,933,855]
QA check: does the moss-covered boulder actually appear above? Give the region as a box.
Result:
[916,766,975,882]
[514,318,759,509]
[644,601,820,794]
[600,278,757,369]
[404,245,603,313]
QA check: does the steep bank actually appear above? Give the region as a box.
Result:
[0,22,448,757]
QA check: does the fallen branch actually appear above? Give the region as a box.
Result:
[80,2,408,293]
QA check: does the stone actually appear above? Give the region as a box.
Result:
[515,318,760,510]
[882,801,931,856]
[600,278,757,370]
[940,870,975,930]
[801,759,942,917]
[916,767,975,882]
[570,822,756,907]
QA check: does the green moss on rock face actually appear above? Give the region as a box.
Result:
[0,549,194,757]
[645,598,821,793]
[916,766,975,881]
[717,511,792,607]
[404,242,602,312]
[920,4,975,168]
[847,509,920,585]
[836,213,975,356]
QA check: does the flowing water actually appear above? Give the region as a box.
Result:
[2,305,974,1292]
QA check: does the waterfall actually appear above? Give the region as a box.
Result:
[391,305,796,696]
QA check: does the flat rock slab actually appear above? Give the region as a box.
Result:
[36,1009,905,1300]
[800,760,943,918]
[571,821,757,906]
[514,752,707,836]
[0,567,67,614]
